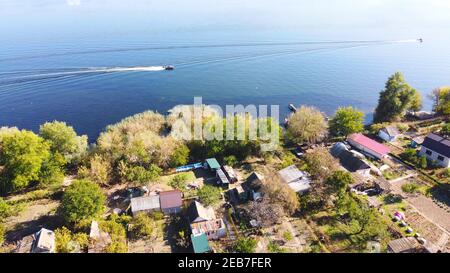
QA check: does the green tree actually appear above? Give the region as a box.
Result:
[126,165,162,185]
[170,144,190,167]
[54,226,89,253]
[223,155,238,167]
[304,147,338,181]
[197,185,222,206]
[374,72,422,122]
[232,237,257,253]
[329,107,364,137]
[325,170,353,196]
[430,87,450,115]
[86,155,112,185]
[401,148,418,165]
[0,130,50,194]
[287,106,327,144]
[39,121,87,164]
[39,152,65,187]
[60,179,105,224]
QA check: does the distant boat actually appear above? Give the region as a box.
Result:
[164,65,175,70]
[418,38,423,43]
[289,104,297,112]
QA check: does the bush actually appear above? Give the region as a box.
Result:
[267,241,287,253]
[401,183,420,194]
[99,217,128,253]
[280,152,296,168]
[232,237,257,253]
[419,155,428,169]
[126,165,162,185]
[170,145,190,167]
[0,198,12,219]
[60,179,106,224]
[283,231,294,242]
[0,223,5,245]
[401,148,418,165]
[223,155,238,167]
[55,227,89,253]
[129,214,154,239]
[197,185,222,206]
[169,173,190,191]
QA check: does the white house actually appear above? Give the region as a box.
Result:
[187,201,226,240]
[419,133,450,168]
[378,126,401,142]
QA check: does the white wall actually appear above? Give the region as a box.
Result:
[419,146,450,168]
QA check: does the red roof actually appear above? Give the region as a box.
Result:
[348,133,390,156]
[159,190,183,209]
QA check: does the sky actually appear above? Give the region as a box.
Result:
[1,0,449,40]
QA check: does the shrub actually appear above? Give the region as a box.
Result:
[55,227,88,253]
[126,165,162,185]
[419,155,428,169]
[267,241,287,253]
[197,185,222,206]
[232,237,257,253]
[283,231,294,242]
[169,173,189,190]
[401,183,420,194]
[0,223,5,245]
[401,148,418,165]
[223,155,238,167]
[280,152,296,168]
[0,198,12,219]
[129,214,154,239]
[99,217,128,253]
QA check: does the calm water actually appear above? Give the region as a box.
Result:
[1,4,450,142]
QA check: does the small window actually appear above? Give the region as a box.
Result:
[438,155,445,162]
[426,149,432,156]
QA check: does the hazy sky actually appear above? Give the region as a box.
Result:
[1,0,449,40]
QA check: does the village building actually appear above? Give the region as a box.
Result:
[378,126,401,142]
[32,228,55,253]
[191,233,211,253]
[130,195,161,216]
[222,165,238,183]
[159,190,183,214]
[418,133,450,168]
[231,184,248,203]
[330,142,372,176]
[347,133,390,160]
[205,158,221,172]
[216,169,230,187]
[410,136,425,148]
[187,201,226,240]
[387,237,427,253]
[278,165,311,194]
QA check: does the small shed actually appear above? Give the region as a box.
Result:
[191,233,211,253]
[216,169,230,187]
[410,136,425,148]
[387,237,425,253]
[233,184,248,202]
[278,165,311,194]
[244,172,264,191]
[130,195,161,216]
[222,165,238,183]
[187,201,216,223]
[206,158,221,171]
[32,228,55,253]
[378,126,401,142]
[159,190,183,214]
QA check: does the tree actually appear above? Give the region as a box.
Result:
[54,226,89,253]
[39,152,65,187]
[60,179,105,224]
[232,237,257,253]
[0,130,50,194]
[170,144,189,167]
[197,185,222,206]
[260,175,300,215]
[304,148,338,181]
[287,106,327,144]
[223,155,238,167]
[430,87,450,115]
[401,148,418,165]
[39,121,87,164]
[80,155,112,185]
[329,107,364,137]
[374,72,422,122]
[325,170,353,196]
[125,165,162,185]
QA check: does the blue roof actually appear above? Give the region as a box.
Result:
[206,158,221,170]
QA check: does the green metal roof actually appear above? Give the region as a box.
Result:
[191,234,210,253]
[206,158,221,170]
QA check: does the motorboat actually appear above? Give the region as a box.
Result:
[164,65,175,70]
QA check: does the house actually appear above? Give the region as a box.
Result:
[278,165,311,194]
[408,111,434,120]
[216,169,230,187]
[419,133,450,168]
[387,237,427,253]
[244,172,264,190]
[222,165,238,183]
[187,201,226,240]
[330,142,371,176]
[347,133,390,160]
[32,228,55,253]
[378,126,401,142]
[159,190,183,214]
[130,195,160,216]
[191,233,211,253]
[205,158,221,171]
